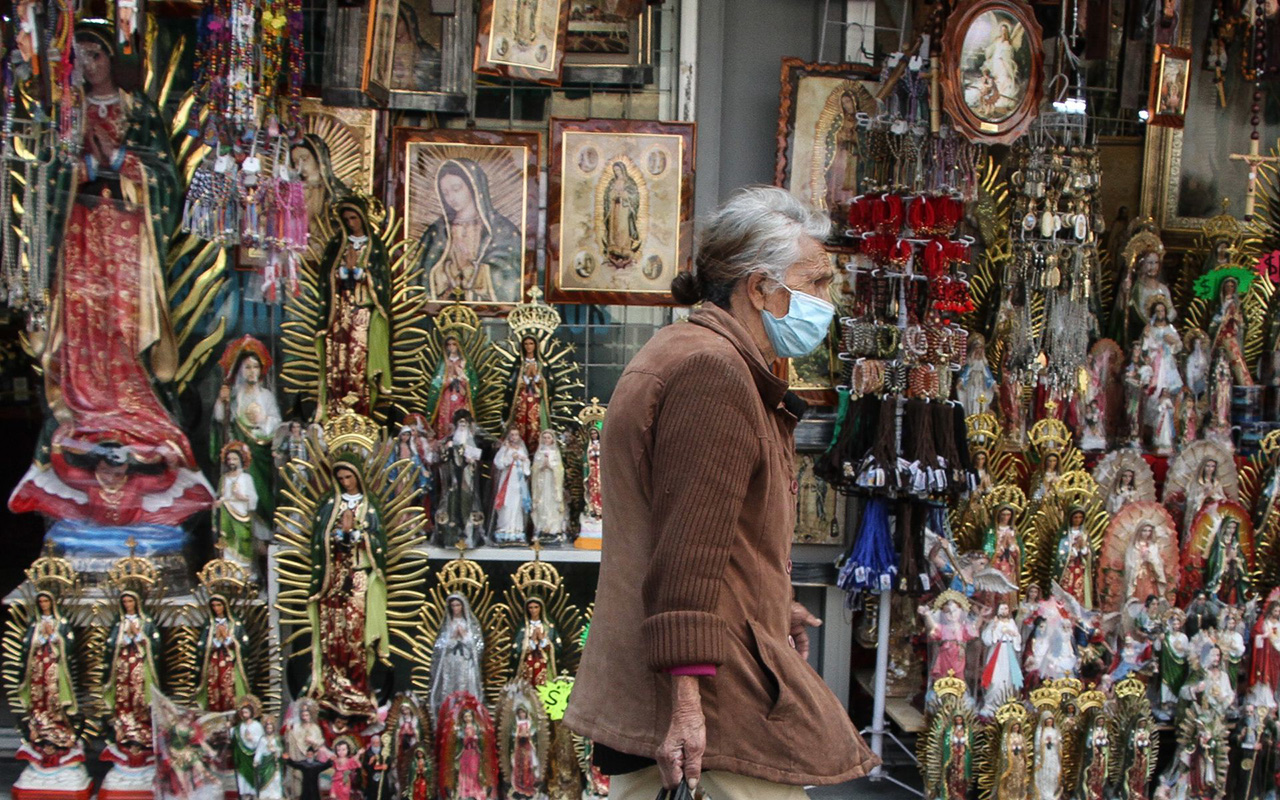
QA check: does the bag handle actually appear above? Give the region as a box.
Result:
[655,780,706,800]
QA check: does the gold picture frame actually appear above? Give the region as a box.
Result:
[1146,44,1190,129]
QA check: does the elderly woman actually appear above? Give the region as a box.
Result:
[564,188,878,799]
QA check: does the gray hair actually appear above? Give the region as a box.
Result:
[671,187,832,307]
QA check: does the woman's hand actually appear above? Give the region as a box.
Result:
[790,601,822,661]
[657,675,706,790]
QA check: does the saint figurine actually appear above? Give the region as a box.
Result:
[437,411,484,548]
[418,159,522,305]
[8,22,215,529]
[491,428,531,546]
[919,596,978,690]
[1030,452,1063,502]
[330,738,364,800]
[306,461,388,719]
[1158,608,1189,714]
[437,694,498,800]
[1055,508,1095,609]
[979,604,1023,716]
[507,705,541,800]
[429,594,486,716]
[601,161,642,269]
[212,335,281,531]
[1184,458,1228,538]
[214,443,262,571]
[505,336,552,453]
[1074,725,1110,800]
[102,590,160,751]
[995,720,1029,800]
[941,714,972,800]
[1107,469,1141,516]
[983,505,1021,607]
[1209,275,1253,386]
[1206,356,1235,444]
[194,594,249,713]
[1124,523,1170,606]
[282,699,326,799]
[1117,243,1174,349]
[17,591,78,753]
[1033,712,1061,800]
[254,714,285,800]
[1251,599,1280,709]
[530,431,568,545]
[231,696,265,799]
[513,597,561,687]
[317,196,392,418]
[387,423,431,522]
[428,337,479,441]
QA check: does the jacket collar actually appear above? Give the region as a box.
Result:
[688,304,790,411]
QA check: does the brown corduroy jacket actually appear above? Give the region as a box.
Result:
[563,304,879,786]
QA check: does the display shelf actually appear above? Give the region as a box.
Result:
[417,544,603,563]
[855,668,925,733]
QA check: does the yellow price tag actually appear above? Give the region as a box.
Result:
[537,677,574,721]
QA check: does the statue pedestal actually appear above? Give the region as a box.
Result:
[11,760,93,800]
[97,762,155,800]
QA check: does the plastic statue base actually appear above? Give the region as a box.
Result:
[98,762,155,800]
[47,520,191,591]
[11,761,93,800]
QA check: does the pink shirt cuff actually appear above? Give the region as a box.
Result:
[667,664,717,677]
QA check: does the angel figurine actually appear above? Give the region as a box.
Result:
[428,594,486,715]
[530,430,568,545]
[919,593,979,692]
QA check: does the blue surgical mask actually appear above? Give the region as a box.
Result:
[760,283,835,358]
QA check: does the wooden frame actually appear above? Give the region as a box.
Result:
[939,0,1044,145]
[391,127,540,315]
[383,0,474,112]
[562,1,655,84]
[362,0,400,103]
[547,118,696,306]
[1147,44,1191,129]
[474,0,572,86]
[774,57,879,252]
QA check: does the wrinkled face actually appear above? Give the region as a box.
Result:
[240,355,262,384]
[341,209,365,237]
[76,40,112,88]
[336,467,360,494]
[440,173,476,214]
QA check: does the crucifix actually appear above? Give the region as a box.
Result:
[1229,137,1280,220]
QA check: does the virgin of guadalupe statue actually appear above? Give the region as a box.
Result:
[490,429,531,546]
[8,24,214,529]
[290,134,350,263]
[1182,457,1231,537]
[983,506,1022,606]
[1124,523,1171,606]
[1199,267,1256,386]
[17,591,78,752]
[601,161,642,269]
[1203,516,1251,605]
[513,597,561,687]
[306,460,388,719]
[194,594,249,712]
[214,443,261,569]
[994,719,1029,800]
[505,336,552,453]
[428,336,479,441]
[1248,598,1280,709]
[1055,508,1095,609]
[1033,712,1061,800]
[436,411,484,548]
[102,590,161,750]
[428,594,486,715]
[436,692,498,800]
[418,159,522,304]
[1074,725,1110,800]
[212,335,281,527]
[578,422,604,544]
[941,714,972,800]
[530,431,568,544]
[316,196,392,418]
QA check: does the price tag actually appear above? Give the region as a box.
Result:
[537,677,574,721]
[1256,250,1280,283]
[213,153,234,174]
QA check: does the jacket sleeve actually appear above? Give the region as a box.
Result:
[640,351,761,671]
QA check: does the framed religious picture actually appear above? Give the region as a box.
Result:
[939,0,1044,145]
[362,0,401,102]
[1148,44,1191,128]
[774,58,878,251]
[562,0,654,83]
[547,118,696,306]
[475,0,571,86]
[391,127,539,314]
[385,0,472,112]
[291,100,378,264]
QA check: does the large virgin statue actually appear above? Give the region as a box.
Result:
[505,336,552,453]
[428,594,486,715]
[102,590,161,751]
[8,22,214,529]
[317,197,392,419]
[1206,271,1254,386]
[18,591,78,752]
[1055,507,1095,609]
[306,461,389,719]
[418,159,522,305]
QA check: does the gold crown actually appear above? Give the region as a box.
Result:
[107,537,159,594]
[1030,419,1072,453]
[578,398,606,427]
[931,589,971,612]
[983,485,1026,516]
[323,410,382,454]
[506,287,561,340]
[1051,677,1083,701]
[437,558,489,593]
[932,674,967,700]
[966,413,1000,448]
[1114,677,1145,700]
[1122,230,1164,270]
[995,700,1028,725]
[512,560,564,597]
[1030,687,1060,711]
[26,545,78,597]
[1078,690,1106,712]
[436,304,482,336]
[197,558,248,598]
[1055,471,1098,500]
[1201,212,1241,244]
[1259,429,1280,460]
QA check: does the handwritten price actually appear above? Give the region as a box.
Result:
[537,677,574,721]
[1257,250,1280,283]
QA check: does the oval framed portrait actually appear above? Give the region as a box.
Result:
[940,0,1044,145]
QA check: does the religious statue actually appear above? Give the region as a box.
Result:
[429,594,486,715]
[1124,521,1172,608]
[418,159,523,304]
[980,604,1023,716]
[577,413,604,548]
[1033,711,1062,800]
[997,364,1027,449]
[1255,458,1280,541]
[214,443,263,572]
[1055,508,1095,610]
[1203,516,1251,605]
[194,594,249,713]
[1030,452,1063,502]
[919,592,978,691]
[437,692,499,800]
[387,421,432,523]
[1251,596,1280,709]
[498,683,549,800]
[1123,344,1146,447]
[409,747,432,800]
[956,333,996,417]
[282,699,326,799]
[386,694,428,799]
[1207,355,1235,444]
[212,335,281,537]
[316,196,392,418]
[254,714,285,800]
[1160,716,1230,800]
[1104,467,1142,516]
[1184,642,1236,718]
[362,733,391,800]
[491,428,532,546]
[601,161,642,269]
[428,336,480,441]
[1180,454,1231,538]
[231,695,266,799]
[1140,298,1183,424]
[1079,398,1108,452]
[1218,606,1248,691]
[1158,607,1190,715]
[151,692,221,800]
[505,335,553,453]
[16,589,79,757]
[291,134,351,264]
[102,590,161,754]
[305,459,389,719]
[531,431,568,545]
[1023,596,1079,684]
[1115,234,1174,349]
[513,597,562,687]
[991,713,1030,800]
[274,420,309,470]
[1202,268,1256,387]
[8,22,215,530]
[329,737,364,800]
[983,505,1021,606]
[437,411,485,549]
[1185,329,1212,403]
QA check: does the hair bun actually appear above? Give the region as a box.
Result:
[670,270,704,305]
